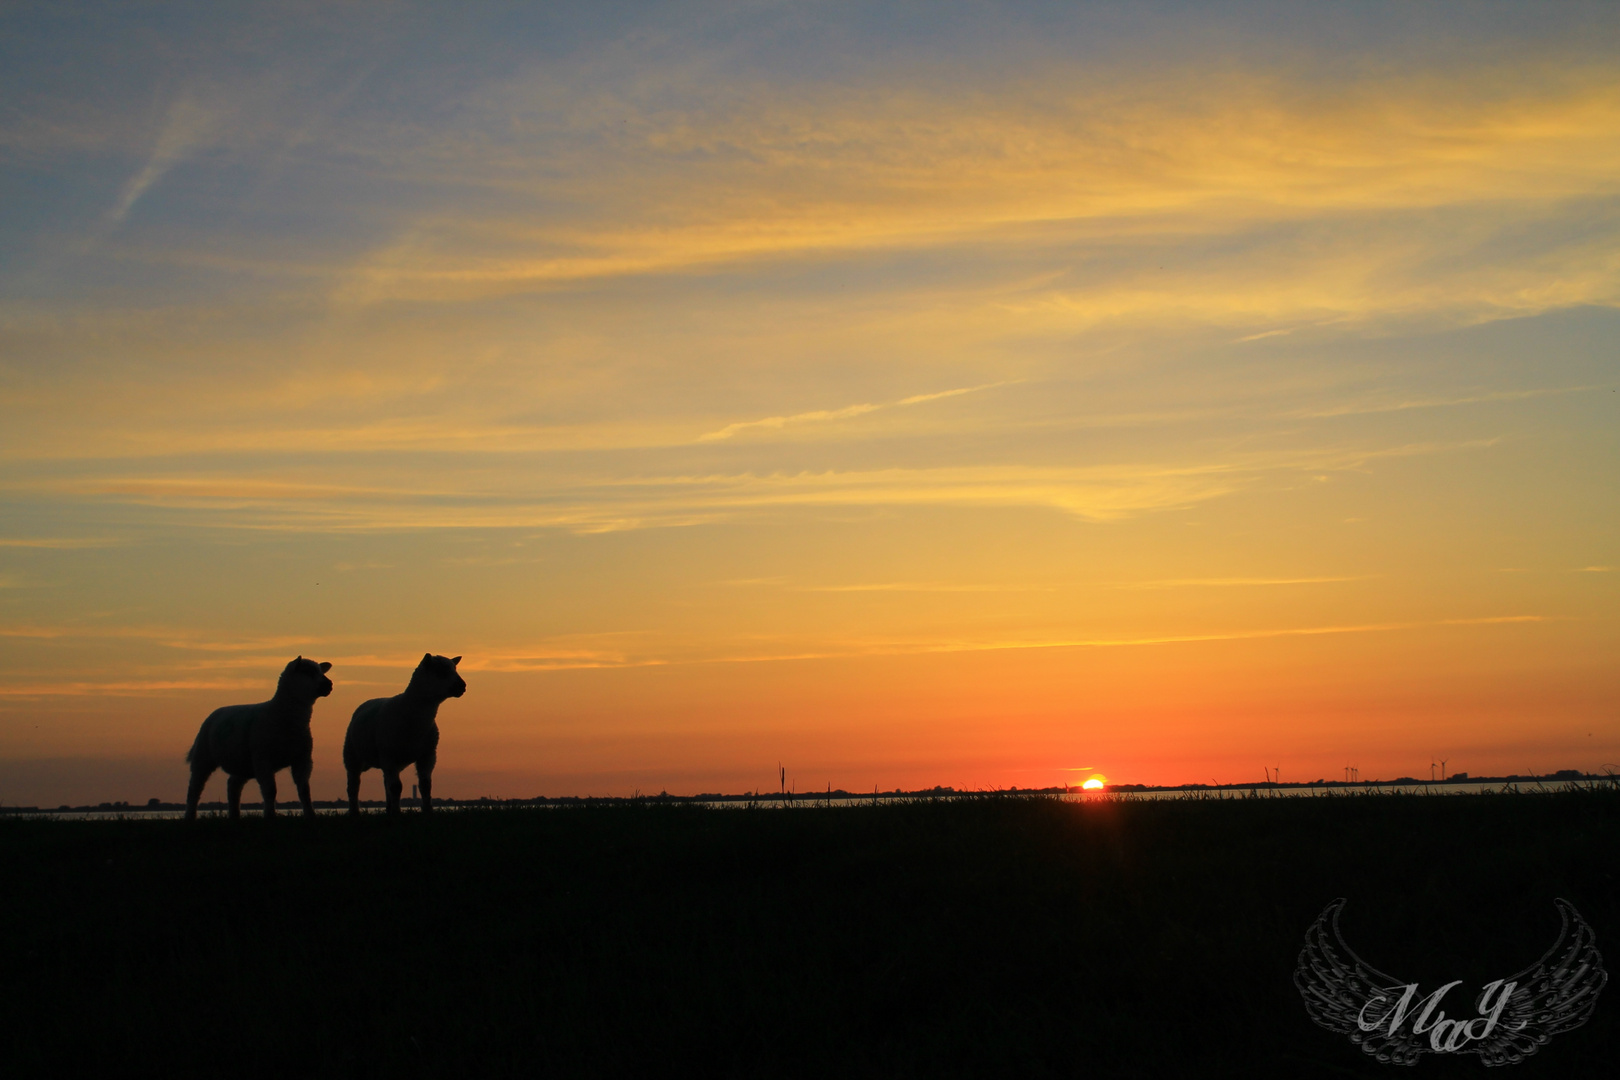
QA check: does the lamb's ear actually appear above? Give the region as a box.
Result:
[450,656,461,667]
[422,652,433,665]
[318,662,332,673]
[297,655,303,661]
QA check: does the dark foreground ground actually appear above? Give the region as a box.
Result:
[2,790,1617,1078]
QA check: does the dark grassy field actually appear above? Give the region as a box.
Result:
[3,790,1617,1078]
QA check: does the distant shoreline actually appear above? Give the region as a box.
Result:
[5,769,1613,816]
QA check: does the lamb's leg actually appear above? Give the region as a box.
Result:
[416,759,434,814]
[382,767,404,815]
[185,765,214,822]
[226,775,247,820]
[291,758,316,818]
[257,767,278,819]
[346,769,362,816]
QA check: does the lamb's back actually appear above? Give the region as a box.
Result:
[194,702,270,776]
[345,694,440,768]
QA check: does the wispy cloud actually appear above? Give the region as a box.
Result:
[0,623,342,655]
[463,653,669,673]
[291,640,669,674]
[0,678,263,698]
[797,582,1050,593]
[608,614,1557,668]
[0,613,1557,694]
[697,382,1009,442]
[0,538,123,549]
[697,401,884,443]
[1109,576,1371,590]
[1295,385,1604,420]
[816,615,1553,659]
[327,62,1620,321]
[108,96,220,223]
[0,439,1495,534]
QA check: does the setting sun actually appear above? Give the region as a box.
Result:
[1082,778,1107,791]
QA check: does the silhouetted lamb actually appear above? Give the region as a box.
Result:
[343,653,465,815]
[184,656,334,820]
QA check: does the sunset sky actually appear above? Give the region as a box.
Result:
[2,2,1617,805]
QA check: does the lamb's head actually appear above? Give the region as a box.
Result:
[279,656,334,700]
[411,652,466,702]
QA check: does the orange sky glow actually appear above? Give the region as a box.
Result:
[1,3,1616,804]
